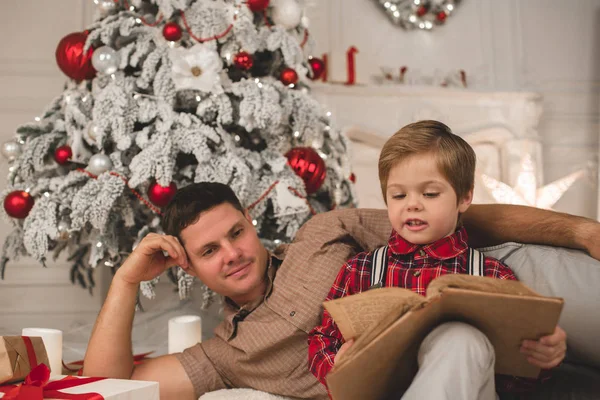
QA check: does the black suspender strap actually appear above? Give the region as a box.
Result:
[369,246,389,289]
[467,248,484,276]
[369,246,483,290]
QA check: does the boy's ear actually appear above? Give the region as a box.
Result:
[458,189,474,213]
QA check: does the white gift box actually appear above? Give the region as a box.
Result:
[48,375,159,400]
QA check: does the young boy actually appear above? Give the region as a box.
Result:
[308,120,567,399]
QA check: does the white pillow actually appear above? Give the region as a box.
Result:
[349,140,386,210]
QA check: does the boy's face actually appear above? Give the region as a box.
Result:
[385,152,473,245]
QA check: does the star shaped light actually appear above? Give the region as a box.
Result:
[480,154,585,209]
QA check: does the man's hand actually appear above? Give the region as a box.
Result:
[334,339,354,366]
[117,233,190,285]
[521,325,567,369]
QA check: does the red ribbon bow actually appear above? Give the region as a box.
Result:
[0,363,106,399]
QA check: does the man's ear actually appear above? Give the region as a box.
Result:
[244,209,253,224]
[178,246,197,277]
[182,262,197,277]
[458,189,473,213]
[174,236,195,276]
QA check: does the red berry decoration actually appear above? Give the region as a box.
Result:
[437,11,448,22]
[55,31,96,81]
[285,147,326,194]
[54,145,73,165]
[234,51,254,70]
[349,173,356,184]
[163,22,183,41]
[280,67,299,85]
[147,181,177,207]
[416,5,428,16]
[4,190,34,219]
[308,57,325,80]
[247,0,270,12]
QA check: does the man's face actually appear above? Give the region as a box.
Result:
[180,203,268,306]
[385,152,472,245]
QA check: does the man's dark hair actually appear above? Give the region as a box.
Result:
[161,182,245,239]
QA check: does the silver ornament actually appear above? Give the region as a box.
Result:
[57,220,71,241]
[87,154,113,175]
[86,122,100,143]
[95,0,116,16]
[91,46,120,75]
[272,0,303,29]
[1,140,22,160]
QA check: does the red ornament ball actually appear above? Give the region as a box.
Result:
[285,147,326,194]
[55,31,96,81]
[148,181,177,207]
[308,57,325,80]
[247,0,270,12]
[416,5,428,17]
[437,11,448,22]
[280,67,299,85]
[234,51,254,70]
[349,173,356,184]
[54,145,73,165]
[163,22,183,41]
[4,190,34,219]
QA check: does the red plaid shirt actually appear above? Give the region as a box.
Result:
[308,227,547,393]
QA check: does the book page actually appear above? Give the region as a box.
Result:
[426,274,540,299]
[323,288,424,340]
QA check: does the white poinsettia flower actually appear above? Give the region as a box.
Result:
[169,44,224,93]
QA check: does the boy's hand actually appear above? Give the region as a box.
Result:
[334,339,354,365]
[521,325,567,369]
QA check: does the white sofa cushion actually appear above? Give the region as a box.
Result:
[479,243,600,369]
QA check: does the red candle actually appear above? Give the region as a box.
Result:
[346,46,358,85]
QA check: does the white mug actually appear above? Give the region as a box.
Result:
[21,328,63,375]
[168,315,202,354]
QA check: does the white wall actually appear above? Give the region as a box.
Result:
[306,0,600,219]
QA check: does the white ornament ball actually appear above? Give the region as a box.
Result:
[1,141,22,160]
[87,123,100,142]
[57,220,71,241]
[271,0,303,29]
[87,154,113,175]
[92,46,120,75]
[96,0,116,16]
[301,15,310,28]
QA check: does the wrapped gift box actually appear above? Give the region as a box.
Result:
[50,376,159,400]
[0,336,49,384]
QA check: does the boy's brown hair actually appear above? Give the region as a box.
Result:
[378,120,476,202]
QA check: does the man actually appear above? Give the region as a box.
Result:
[83,182,600,400]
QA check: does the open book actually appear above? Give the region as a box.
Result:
[324,274,564,400]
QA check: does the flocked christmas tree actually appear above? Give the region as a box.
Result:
[0,0,353,305]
